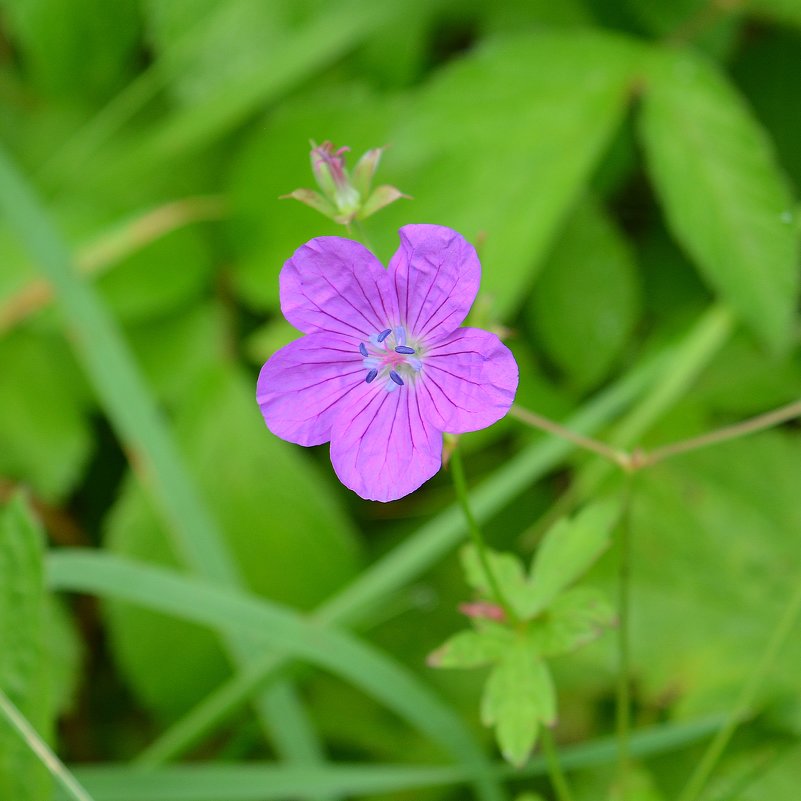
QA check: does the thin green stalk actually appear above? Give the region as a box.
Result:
[677,579,801,801]
[541,728,576,801]
[449,448,517,622]
[0,689,95,801]
[615,475,636,798]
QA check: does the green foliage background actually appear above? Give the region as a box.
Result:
[0,0,800,799]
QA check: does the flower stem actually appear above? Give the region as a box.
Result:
[449,447,517,623]
[0,688,96,801]
[541,727,577,801]
[509,405,630,469]
[676,578,801,801]
[638,398,801,468]
[616,474,636,798]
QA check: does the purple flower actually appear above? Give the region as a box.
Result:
[257,224,519,502]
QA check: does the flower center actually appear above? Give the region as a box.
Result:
[358,326,423,391]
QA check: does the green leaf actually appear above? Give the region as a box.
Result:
[428,625,514,669]
[525,500,620,617]
[639,47,799,351]
[481,637,555,766]
[136,0,413,163]
[48,551,504,801]
[530,587,616,657]
[609,432,801,718]
[103,365,360,719]
[461,545,528,607]
[0,495,52,801]
[380,30,643,317]
[528,197,641,390]
[2,0,140,100]
[0,330,91,501]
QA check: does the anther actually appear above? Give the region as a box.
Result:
[389,370,404,386]
[359,343,368,357]
[377,329,392,342]
[394,345,415,355]
[365,369,378,383]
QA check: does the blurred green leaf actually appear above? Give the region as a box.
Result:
[530,587,616,658]
[615,432,801,717]
[526,500,619,616]
[0,494,52,801]
[1,0,140,101]
[0,330,91,501]
[481,636,555,766]
[639,47,799,351]
[461,546,528,608]
[379,30,644,317]
[428,625,514,670]
[104,365,361,718]
[528,197,641,390]
[50,551,504,801]
[136,0,415,164]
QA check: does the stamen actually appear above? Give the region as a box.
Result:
[394,327,407,346]
[365,369,378,384]
[377,329,392,342]
[389,370,404,386]
[394,345,415,355]
[359,342,368,357]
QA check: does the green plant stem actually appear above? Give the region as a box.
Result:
[541,728,576,801]
[615,475,636,798]
[0,688,95,801]
[677,578,801,801]
[639,398,801,468]
[449,448,517,623]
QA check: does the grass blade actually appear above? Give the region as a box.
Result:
[47,551,504,801]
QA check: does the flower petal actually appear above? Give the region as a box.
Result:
[389,224,480,340]
[418,328,518,434]
[258,332,366,446]
[280,237,399,338]
[330,383,442,502]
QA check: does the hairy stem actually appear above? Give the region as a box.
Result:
[615,475,636,798]
[509,405,630,469]
[541,727,576,801]
[639,398,801,468]
[449,447,518,623]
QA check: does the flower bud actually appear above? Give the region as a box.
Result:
[283,140,408,226]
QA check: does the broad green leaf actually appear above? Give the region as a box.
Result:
[481,637,555,766]
[526,500,619,616]
[530,587,616,657]
[1,0,140,100]
[733,28,801,192]
[528,197,641,390]
[428,625,514,669]
[0,330,91,501]
[599,432,801,718]
[639,47,799,351]
[378,30,644,317]
[0,495,51,801]
[747,0,801,28]
[135,0,414,164]
[49,552,504,801]
[104,365,360,718]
